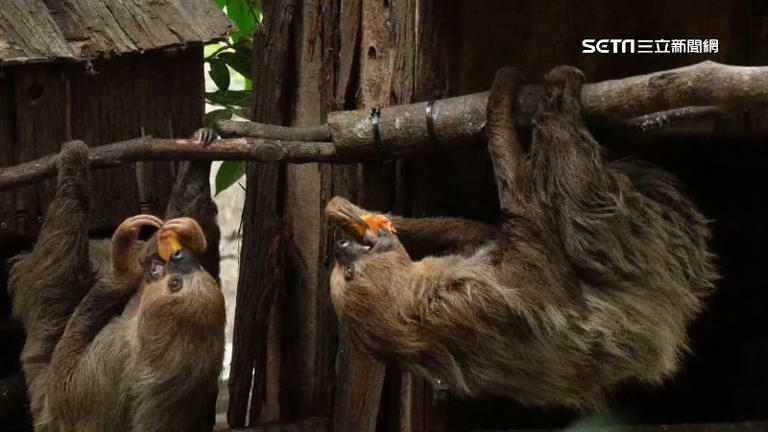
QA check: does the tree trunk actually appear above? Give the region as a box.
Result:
[228,0,296,427]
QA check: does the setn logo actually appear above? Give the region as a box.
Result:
[582,38,719,54]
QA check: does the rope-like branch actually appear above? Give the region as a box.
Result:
[1,61,767,191]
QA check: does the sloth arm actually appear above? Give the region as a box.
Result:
[389,216,500,258]
[335,69,520,259]
[46,213,160,415]
[45,275,136,415]
[485,67,527,214]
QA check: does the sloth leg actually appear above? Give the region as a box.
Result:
[139,128,221,279]
[486,66,526,214]
[10,142,92,388]
[530,66,605,203]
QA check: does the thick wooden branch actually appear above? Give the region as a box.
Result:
[216,120,332,141]
[1,61,767,191]
[324,61,767,157]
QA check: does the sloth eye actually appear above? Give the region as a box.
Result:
[168,276,183,292]
[343,265,354,281]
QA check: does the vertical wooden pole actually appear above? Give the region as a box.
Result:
[330,0,388,429]
[228,0,297,427]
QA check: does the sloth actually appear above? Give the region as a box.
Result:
[326,66,717,410]
[9,129,224,431]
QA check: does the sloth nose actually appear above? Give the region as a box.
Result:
[166,248,200,274]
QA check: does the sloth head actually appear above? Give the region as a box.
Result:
[138,249,224,331]
[330,230,412,310]
[326,197,425,358]
[111,215,225,354]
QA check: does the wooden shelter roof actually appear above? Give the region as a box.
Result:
[0,0,233,65]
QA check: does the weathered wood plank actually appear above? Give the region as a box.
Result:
[0,70,15,234]
[333,0,401,430]
[0,0,231,64]
[228,0,296,426]
[0,48,200,237]
[335,0,362,107]
[312,0,344,420]
[68,50,194,231]
[0,0,75,63]
[333,329,386,432]
[12,65,70,235]
[53,0,138,54]
[279,0,324,420]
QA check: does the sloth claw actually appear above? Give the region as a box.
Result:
[112,214,163,281]
[192,128,218,148]
[159,217,207,258]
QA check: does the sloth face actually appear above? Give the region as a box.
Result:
[330,231,413,325]
[138,248,224,337]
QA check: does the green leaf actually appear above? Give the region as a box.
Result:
[226,0,257,42]
[214,0,226,8]
[215,161,246,196]
[207,59,231,92]
[204,108,233,127]
[204,43,229,60]
[218,51,251,80]
[205,90,252,108]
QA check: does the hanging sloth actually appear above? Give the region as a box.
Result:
[326,66,717,410]
[11,129,224,431]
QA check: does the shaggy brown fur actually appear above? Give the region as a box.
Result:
[10,129,225,431]
[327,66,717,410]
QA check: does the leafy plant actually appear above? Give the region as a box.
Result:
[205,0,261,195]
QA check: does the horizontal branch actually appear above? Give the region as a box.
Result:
[0,137,340,191]
[216,120,332,141]
[1,61,767,191]
[325,61,767,157]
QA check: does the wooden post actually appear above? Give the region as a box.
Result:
[228,0,296,427]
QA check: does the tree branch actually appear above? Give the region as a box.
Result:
[0,137,339,192]
[1,61,767,191]
[216,120,332,141]
[324,61,768,157]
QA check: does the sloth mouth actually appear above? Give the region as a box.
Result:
[326,197,396,246]
[335,238,372,266]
